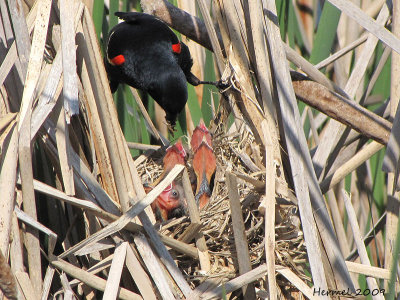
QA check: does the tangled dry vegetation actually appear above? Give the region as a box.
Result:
[137,123,307,296]
[1,0,400,299]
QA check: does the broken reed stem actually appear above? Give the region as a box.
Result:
[226,172,256,299]
[202,264,268,300]
[320,141,384,193]
[261,120,277,300]
[182,169,211,271]
[103,242,128,299]
[50,256,142,300]
[341,191,383,300]
[82,6,132,212]
[129,87,167,146]
[0,125,18,254]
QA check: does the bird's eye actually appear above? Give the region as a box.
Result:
[171,189,179,198]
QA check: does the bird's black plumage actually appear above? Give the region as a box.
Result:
[105,12,202,127]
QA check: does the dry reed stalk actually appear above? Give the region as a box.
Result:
[50,256,142,300]
[292,75,391,145]
[382,0,400,283]
[134,233,176,299]
[261,120,277,300]
[177,1,206,107]
[226,172,256,298]
[78,64,119,201]
[345,261,390,280]
[55,103,75,195]
[125,245,157,299]
[81,6,132,212]
[202,264,267,299]
[329,0,400,53]
[320,141,385,193]
[41,266,55,300]
[59,164,184,258]
[263,0,338,295]
[103,242,128,299]
[80,14,191,295]
[0,125,17,253]
[182,169,211,272]
[129,87,167,145]
[342,191,383,300]
[314,34,368,69]
[276,267,319,300]
[17,0,52,294]
[312,3,389,179]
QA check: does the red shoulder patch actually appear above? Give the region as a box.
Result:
[172,42,181,54]
[110,54,125,66]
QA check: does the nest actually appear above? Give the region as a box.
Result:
[137,117,309,293]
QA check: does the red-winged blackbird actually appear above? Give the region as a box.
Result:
[105,12,215,128]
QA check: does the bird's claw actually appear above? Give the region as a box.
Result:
[215,79,230,91]
[167,122,176,134]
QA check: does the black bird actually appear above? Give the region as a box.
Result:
[105,12,216,129]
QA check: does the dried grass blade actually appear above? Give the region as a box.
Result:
[59,164,184,259]
[103,242,128,300]
[382,1,400,290]
[125,245,157,300]
[28,178,117,221]
[129,87,168,146]
[15,271,36,300]
[31,2,84,139]
[82,6,132,212]
[260,120,277,300]
[60,0,79,117]
[60,273,74,300]
[345,261,390,280]
[320,141,384,193]
[0,112,16,131]
[50,257,142,300]
[311,4,389,179]
[41,266,55,300]
[78,63,119,201]
[17,0,52,293]
[55,104,75,195]
[14,206,57,256]
[226,172,256,299]
[7,0,31,78]
[344,4,389,99]
[0,125,18,253]
[263,0,331,295]
[202,264,267,300]
[285,45,347,98]
[314,34,368,69]
[134,234,175,300]
[182,169,210,271]
[276,267,319,300]
[195,0,225,71]
[247,0,275,114]
[40,116,121,216]
[328,0,400,53]
[341,191,383,300]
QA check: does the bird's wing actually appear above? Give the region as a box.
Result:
[114,12,179,44]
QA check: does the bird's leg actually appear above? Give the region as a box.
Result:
[197,80,230,90]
